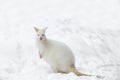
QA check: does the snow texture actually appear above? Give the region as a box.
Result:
[0,0,120,80]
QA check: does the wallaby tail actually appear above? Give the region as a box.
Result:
[68,65,92,76]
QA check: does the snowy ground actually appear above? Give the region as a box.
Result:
[0,0,120,80]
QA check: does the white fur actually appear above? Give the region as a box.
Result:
[35,27,75,73]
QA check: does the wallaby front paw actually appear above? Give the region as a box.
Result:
[40,54,42,58]
[39,51,42,58]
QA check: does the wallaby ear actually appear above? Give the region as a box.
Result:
[43,27,47,32]
[34,26,39,32]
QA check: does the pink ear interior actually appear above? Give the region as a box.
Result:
[34,27,39,32]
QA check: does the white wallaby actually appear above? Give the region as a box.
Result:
[34,27,91,76]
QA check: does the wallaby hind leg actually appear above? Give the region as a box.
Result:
[68,64,91,76]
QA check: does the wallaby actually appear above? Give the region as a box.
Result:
[34,27,91,76]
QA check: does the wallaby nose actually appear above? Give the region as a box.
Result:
[40,37,43,40]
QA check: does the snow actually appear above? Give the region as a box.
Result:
[0,0,120,80]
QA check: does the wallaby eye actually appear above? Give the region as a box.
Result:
[42,34,45,36]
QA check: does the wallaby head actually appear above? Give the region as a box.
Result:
[34,26,47,41]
